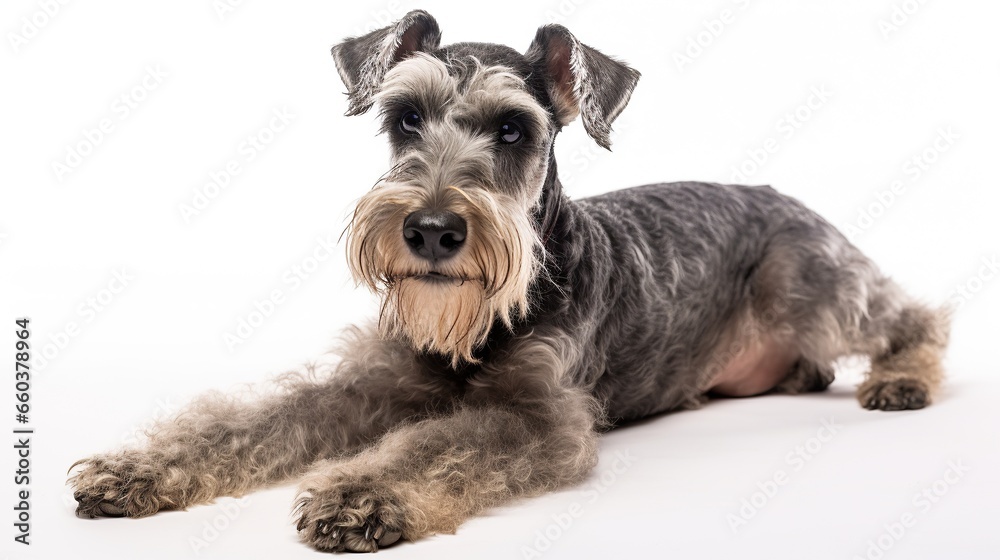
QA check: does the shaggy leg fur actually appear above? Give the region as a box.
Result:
[753,227,949,410]
[295,336,600,552]
[856,293,950,410]
[70,327,453,518]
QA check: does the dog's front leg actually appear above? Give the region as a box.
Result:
[69,326,448,518]
[294,338,600,552]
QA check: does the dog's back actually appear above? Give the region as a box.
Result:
[556,181,943,421]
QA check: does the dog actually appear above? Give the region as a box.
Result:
[69,10,950,553]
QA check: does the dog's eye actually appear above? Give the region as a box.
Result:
[498,121,522,144]
[400,110,422,134]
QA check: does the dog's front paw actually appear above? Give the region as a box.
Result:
[294,476,407,553]
[68,451,171,518]
[858,377,930,411]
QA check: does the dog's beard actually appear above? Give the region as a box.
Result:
[347,183,541,366]
[381,278,495,364]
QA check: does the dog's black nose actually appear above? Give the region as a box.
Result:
[403,210,467,261]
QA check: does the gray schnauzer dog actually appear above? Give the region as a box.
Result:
[70,10,949,553]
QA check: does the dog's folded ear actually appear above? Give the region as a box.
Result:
[526,25,640,150]
[331,10,441,116]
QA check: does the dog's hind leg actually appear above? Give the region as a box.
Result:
[69,326,451,518]
[772,359,836,394]
[853,279,950,410]
[754,221,949,409]
[293,334,601,552]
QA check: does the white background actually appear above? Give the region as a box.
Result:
[2,1,999,559]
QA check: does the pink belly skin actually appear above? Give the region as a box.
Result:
[708,336,799,397]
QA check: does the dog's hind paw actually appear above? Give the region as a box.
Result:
[294,477,407,553]
[858,377,930,411]
[68,451,170,518]
[773,359,835,394]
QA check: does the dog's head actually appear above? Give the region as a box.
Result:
[331,10,639,365]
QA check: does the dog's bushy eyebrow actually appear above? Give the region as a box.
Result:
[460,105,547,137]
[375,54,455,114]
[374,53,550,140]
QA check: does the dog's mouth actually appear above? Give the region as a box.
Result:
[415,271,457,283]
[393,271,471,285]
